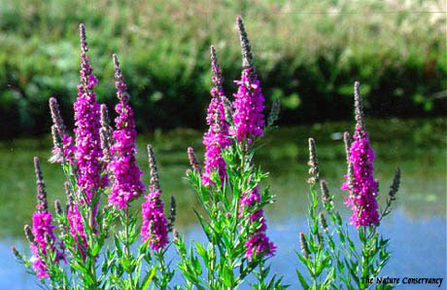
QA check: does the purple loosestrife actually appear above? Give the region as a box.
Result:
[141,145,169,251]
[341,82,379,228]
[187,146,202,173]
[49,97,74,164]
[65,181,88,258]
[30,157,64,279]
[73,23,105,204]
[108,55,145,209]
[231,17,265,144]
[240,186,276,259]
[100,104,113,164]
[202,46,232,185]
[232,16,275,259]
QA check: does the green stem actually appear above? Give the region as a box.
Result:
[124,208,135,290]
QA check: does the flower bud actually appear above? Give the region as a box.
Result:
[299,232,310,259]
[24,225,35,244]
[307,138,319,184]
[187,147,201,172]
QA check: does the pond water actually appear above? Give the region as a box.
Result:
[0,118,445,289]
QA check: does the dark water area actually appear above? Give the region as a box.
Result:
[0,118,445,289]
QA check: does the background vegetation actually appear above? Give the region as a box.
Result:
[0,0,445,137]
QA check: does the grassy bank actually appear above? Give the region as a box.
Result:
[0,0,445,137]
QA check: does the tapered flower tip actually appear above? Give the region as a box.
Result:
[319,212,328,231]
[79,23,87,52]
[172,228,179,241]
[353,81,365,132]
[33,157,43,182]
[320,179,331,203]
[307,138,319,183]
[24,225,34,244]
[267,98,281,127]
[388,167,401,201]
[147,145,160,190]
[187,146,201,172]
[210,45,224,91]
[299,231,310,258]
[343,131,351,162]
[54,199,63,215]
[112,53,129,101]
[11,246,20,258]
[112,53,119,67]
[100,104,110,127]
[236,16,255,72]
[49,97,66,134]
[33,156,48,212]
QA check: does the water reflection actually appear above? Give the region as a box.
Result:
[0,118,445,288]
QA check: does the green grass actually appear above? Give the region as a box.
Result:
[0,0,445,136]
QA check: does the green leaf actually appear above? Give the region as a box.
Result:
[296,270,310,290]
[142,267,157,290]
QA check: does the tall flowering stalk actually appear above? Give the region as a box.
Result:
[73,23,105,204]
[202,46,232,185]
[235,16,275,261]
[140,145,174,290]
[296,139,334,290]
[341,82,379,228]
[141,145,169,251]
[29,157,64,279]
[108,54,146,209]
[297,82,402,290]
[15,24,164,290]
[175,17,285,290]
[231,16,265,144]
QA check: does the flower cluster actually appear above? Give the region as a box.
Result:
[73,23,105,204]
[240,186,276,259]
[341,82,379,227]
[141,145,169,251]
[231,68,265,143]
[29,157,64,279]
[202,46,231,185]
[108,54,145,209]
[231,17,265,144]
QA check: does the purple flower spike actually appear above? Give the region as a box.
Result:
[108,54,146,209]
[73,23,105,204]
[231,17,265,144]
[240,186,276,259]
[202,46,231,185]
[141,145,169,251]
[30,157,64,279]
[341,82,379,228]
[67,203,88,258]
[231,68,265,143]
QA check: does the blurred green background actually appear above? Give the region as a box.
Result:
[0,0,445,137]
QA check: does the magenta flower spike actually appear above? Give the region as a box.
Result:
[231,17,265,144]
[240,186,277,259]
[141,145,169,251]
[30,157,64,279]
[108,54,146,209]
[73,23,105,205]
[66,203,88,258]
[202,46,232,185]
[341,82,380,228]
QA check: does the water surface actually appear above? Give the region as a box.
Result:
[0,118,445,289]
